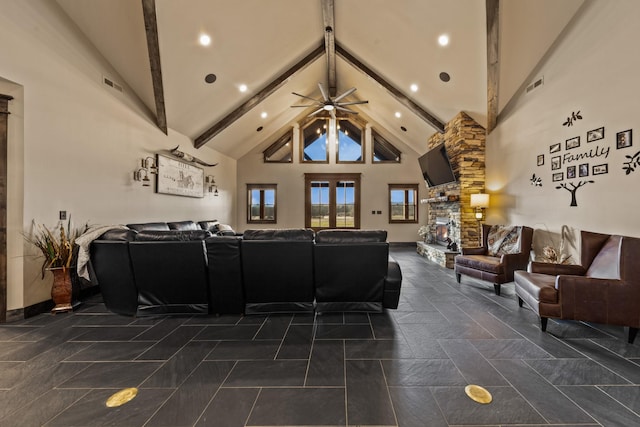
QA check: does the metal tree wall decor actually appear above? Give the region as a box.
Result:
[556,180,594,206]
[622,150,640,174]
[562,111,582,127]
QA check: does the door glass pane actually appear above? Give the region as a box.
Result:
[310,181,330,228]
[407,190,416,220]
[250,189,261,221]
[336,181,355,228]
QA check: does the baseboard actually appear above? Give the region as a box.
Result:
[5,285,101,321]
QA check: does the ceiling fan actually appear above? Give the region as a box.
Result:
[291,83,368,119]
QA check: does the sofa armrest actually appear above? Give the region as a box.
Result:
[531,262,586,276]
[461,247,486,255]
[500,252,531,282]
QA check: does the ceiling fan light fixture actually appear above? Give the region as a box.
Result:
[323,104,335,111]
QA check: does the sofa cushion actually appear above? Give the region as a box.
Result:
[586,235,622,280]
[198,220,219,232]
[126,222,170,231]
[454,254,504,274]
[167,220,199,231]
[315,229,387,244]
[99,229,138,241]
[487,225,522,256]
[242,228,314,241]
[135,230,211,241]
[514,271,558,304]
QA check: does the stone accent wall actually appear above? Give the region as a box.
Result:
[425,112,486,249]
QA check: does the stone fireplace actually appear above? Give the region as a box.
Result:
[416,112,486,268]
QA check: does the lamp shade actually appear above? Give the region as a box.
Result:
[470,193,490,208]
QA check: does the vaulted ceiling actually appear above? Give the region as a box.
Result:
[55,0,584,159]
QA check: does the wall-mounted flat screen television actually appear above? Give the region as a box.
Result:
[417,142,457,187]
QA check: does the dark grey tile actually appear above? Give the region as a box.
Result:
[276,324,313,359]
[0,326,38,341]
[0,388,88,427]
[344,313,370,324]
[185,314,243,325]
[69,313,136,326]
[195,388,259,427]
[590,338,640,358]
[565,338,640,383]
[559,385,640,427]
[145,361,235,426]
[247,388,346,426]
[526,358,631,385]
[432,386,547,425]
[345,339,414,359]
[470,338,552,359]
[195,325,261,341]
[137,325,204,360]
[59,361,162,388]
[71,326,149,342]
[345,360,396,426]
[391,310,448,324]
[491,358,595,424]
[254,315,292,340]
[45,388,173,426]
[66,341,152,361]
[142,341,217,388]
[382,359,466,386]
[369,312,403,339]
[306,340,344,387]
[439,339,508,386]
[388,386,448,427]
[291,313,316,325]
[315,323,373,340]
[206,340,279,361]
[314,313,344,324]
[132,317,187,341]
[599,385,640,414]
[399,319,493,340]
[224,360,307,387]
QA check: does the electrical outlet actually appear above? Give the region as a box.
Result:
[371,210,376,215]
[59,211,67,220]
[376,210,382,215]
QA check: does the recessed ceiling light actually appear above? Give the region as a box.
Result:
[410,84,418,92]
[204,74,217,84]
[395,112,401,118]
[239,84,248,93]
[439,72,451,82]
[261,112,268,119]
[438,34,449,46]
[199,34,211,46]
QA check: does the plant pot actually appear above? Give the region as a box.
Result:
[49,267,73,313]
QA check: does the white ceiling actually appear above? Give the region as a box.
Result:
[55,0,584,159]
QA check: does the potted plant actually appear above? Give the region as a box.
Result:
[25,219,87,313]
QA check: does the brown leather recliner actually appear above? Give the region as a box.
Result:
[454,224,534,296]
[514,230,640,343]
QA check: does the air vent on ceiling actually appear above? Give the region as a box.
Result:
[103,76,123,93]
[526,76,544,94]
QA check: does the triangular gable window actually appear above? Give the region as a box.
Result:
[372,130,401,163]
[263,129,293,163]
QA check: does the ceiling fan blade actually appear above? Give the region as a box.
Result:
[291,104,317,108]
[336,100,369,106]
[318,83,329,101]
[333,87,356,102]
[335,106,358,114]
[292,92,322,104]
[308,107,325,117]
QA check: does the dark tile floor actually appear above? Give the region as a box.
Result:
[1,246,639,426]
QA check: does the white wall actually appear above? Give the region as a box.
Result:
[0,1,237,310]
[237,123,428,242]
[487,0,640,245]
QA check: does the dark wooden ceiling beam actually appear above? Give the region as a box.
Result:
[322,0,337,97]
[335,43,445,133]
[141,0,168,135]
[195,43,325,148]
[486,0,500,134]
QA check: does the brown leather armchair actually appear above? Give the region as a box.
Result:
[454,224,534,296]
[514,230,640,343]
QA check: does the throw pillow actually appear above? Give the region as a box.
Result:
[487,225,522,256]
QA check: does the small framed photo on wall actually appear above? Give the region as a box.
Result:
[567,165,576,179]
[616,129,632,149]
[550,143,561,153]
[565,136,580,150]
[551,156,561,170]
[537,154,544,166]
[552,172,564,182]
[593,163,608,175]
[587,127,604,142]
[579,163,589,177]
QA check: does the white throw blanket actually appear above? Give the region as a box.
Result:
[75,224,129,280]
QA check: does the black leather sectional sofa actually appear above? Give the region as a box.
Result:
[89,221,402,317]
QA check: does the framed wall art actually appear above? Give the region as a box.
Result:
[566,165,576,179]
[550,143,561,153]
[537,154,544,166]
[565,136,580,150]
[156,153,205,198]
[551,156,561,170]
[587,127,604,142]
[579,163,589,177]
[593,163,608,175]
[552,172,564,182]
[616,129,632,149]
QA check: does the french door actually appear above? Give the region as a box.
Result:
[304,173,361,230]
